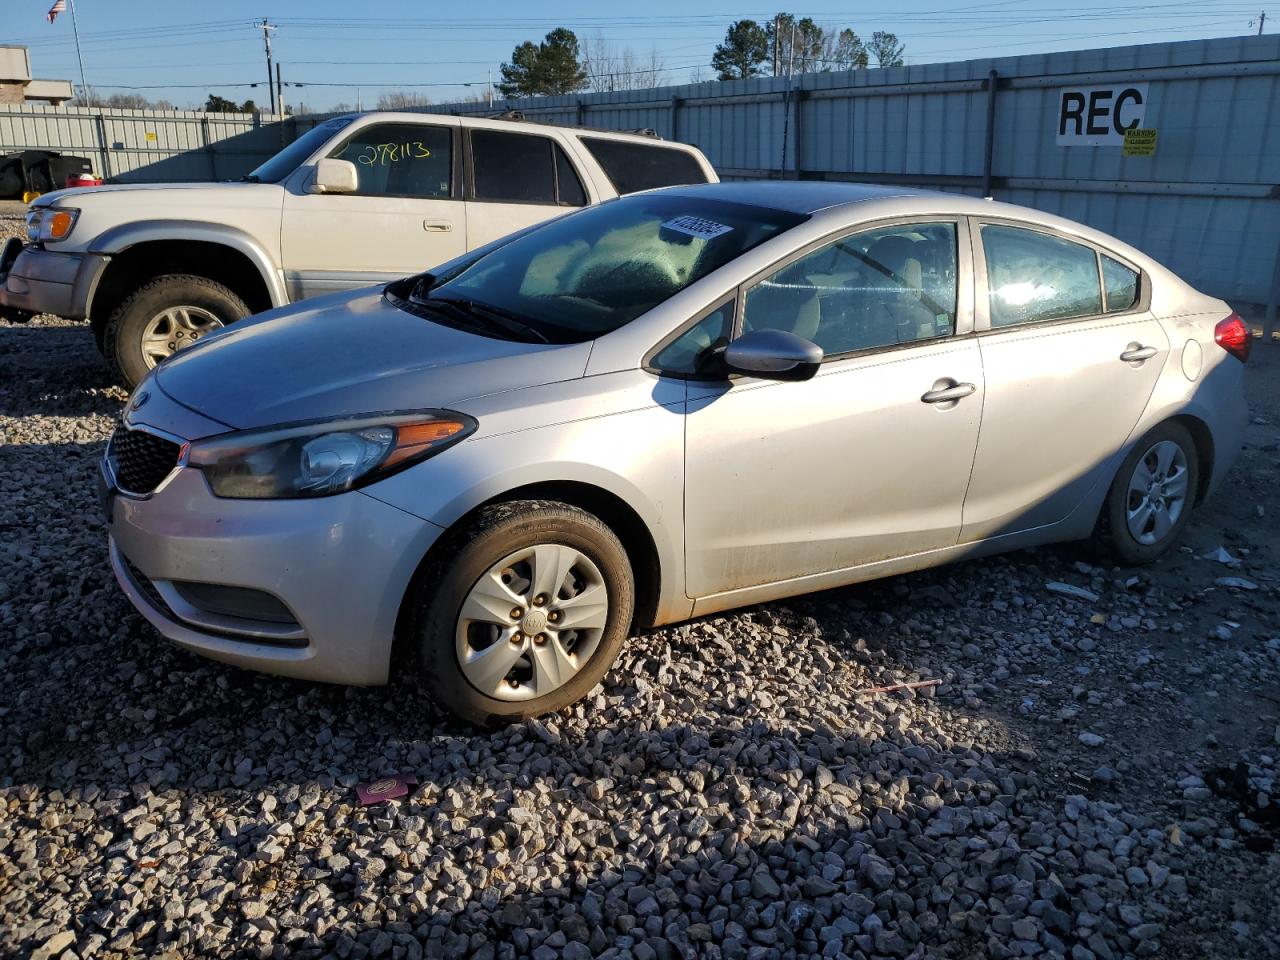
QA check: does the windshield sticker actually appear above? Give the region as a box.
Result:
[661,216,734,241]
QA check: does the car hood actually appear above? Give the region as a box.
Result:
[36,181,282,207]
[154,287,591,431]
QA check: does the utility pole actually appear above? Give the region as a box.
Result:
[275,61,283,115]
[788,21,797,77]
[488,67,494,108]
[1258,11,1268,34]
[259,18,277,115]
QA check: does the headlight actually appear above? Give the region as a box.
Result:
[26,206,80,243]
[187,411,476,499]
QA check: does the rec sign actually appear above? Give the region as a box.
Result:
[1056,83,1149,146]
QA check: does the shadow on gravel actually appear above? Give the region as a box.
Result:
[0,324,123,418]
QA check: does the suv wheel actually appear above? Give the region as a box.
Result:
[106,274,249,388]
[415,500,635,726]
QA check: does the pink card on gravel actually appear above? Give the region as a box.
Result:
[356,774,416,805]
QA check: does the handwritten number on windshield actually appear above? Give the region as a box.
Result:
[356,141,432,166]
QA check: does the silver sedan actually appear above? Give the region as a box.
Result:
[103,182,1249,724]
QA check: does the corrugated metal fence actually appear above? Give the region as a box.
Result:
[0,103,301,183]
[434,34,1280,308]
[0,35,1276,307]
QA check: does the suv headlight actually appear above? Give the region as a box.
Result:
[26,206,80,243]
[187,411,476,499]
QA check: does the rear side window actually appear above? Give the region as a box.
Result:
[471,130,588,206]
[330,122,453,198]
[981,225,1102,328]
[472,130,556,203]
[580,137,709,194]
[1102,254,1139,312]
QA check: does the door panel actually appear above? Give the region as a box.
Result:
[961,314,1167,541]
[280,120,466,300]
[683,338,984,598]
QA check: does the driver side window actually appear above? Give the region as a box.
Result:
[330,123,453,198]
[742,222,958,357]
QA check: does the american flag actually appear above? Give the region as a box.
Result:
[47,0,66,24]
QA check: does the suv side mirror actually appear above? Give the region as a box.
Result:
[309,158,358,195]
[723,329,823,382]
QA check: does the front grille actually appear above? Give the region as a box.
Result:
[111,424,181,494]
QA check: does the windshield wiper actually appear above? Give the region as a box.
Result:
[240,174,261,183]
[427,296,550,344]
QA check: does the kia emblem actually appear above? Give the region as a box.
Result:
[131,390,150,410]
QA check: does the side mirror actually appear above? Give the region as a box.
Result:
[308,158,358,195]
[723,328,823,382]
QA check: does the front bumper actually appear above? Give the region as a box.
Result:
[107,464,444,686]
[0,237,106,321]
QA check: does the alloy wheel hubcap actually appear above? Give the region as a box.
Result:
[456,543,609,701]
[1125,439,1189,545]
[140,306,224,369]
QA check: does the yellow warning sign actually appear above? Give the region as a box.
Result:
[1122,128,1157,157]
[145,131,157,142]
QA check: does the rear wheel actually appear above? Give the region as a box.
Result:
[415,501,634,726]
[106,274,249,388]
[1103,421,1199,564]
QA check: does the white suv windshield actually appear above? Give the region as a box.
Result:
[425,195,805,342]
[246,116,356,183]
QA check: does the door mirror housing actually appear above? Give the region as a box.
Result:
[723,329,823,382]
[309,158,358,195]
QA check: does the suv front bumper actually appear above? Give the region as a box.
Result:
[0,237,106,322]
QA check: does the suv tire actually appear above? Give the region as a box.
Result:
[106,274,249,388]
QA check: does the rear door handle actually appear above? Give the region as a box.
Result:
[423,219,453,232]
[1119,344,1158,363]
[921,382,976,404]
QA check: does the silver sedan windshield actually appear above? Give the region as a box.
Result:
[427,195,806,342]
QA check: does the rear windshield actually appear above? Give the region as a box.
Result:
[579,137,710,194]
[425,194,805,342]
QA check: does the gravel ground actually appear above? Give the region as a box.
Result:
[2,215,1278,960]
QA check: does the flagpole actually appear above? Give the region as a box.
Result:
[67,0,89,101]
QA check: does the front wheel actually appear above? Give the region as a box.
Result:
[1103,421,1199,564]
[415,501,635,726]
[106,274,250,388]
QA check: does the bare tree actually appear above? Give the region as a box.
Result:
[583,33,666,91]
[376,90,432,110]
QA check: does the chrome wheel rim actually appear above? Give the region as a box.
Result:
[140,306,223,369]
[1125,439,1189,545]
[456,544,608,702]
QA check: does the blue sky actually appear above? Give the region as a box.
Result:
[4,0,1267,111]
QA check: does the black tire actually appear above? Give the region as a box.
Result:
[105,274,250,388]
[1102,421,1199,565]
[416,500,635,726]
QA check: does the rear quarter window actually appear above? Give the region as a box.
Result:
[579,137,709,194]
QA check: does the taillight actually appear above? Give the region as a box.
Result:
[1214,313,1250,363]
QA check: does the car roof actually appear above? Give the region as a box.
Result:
[651,180,947,214]
[334,110,676,145]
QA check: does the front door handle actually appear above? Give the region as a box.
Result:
[1119,344,1158,363]
[423,219,453,232]
[921,381,976,404]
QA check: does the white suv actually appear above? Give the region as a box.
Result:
[0,111,717,386]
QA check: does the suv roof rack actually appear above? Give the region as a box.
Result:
[480,109,664,140]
